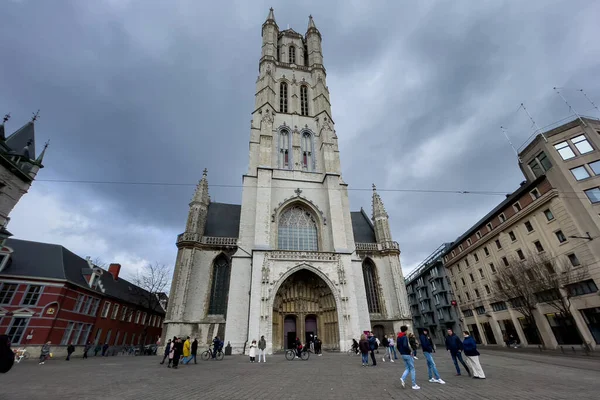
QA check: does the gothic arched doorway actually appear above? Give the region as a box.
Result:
[272,269,338,351]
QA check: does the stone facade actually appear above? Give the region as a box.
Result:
[163,10,412,354]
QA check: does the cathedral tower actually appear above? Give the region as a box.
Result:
[163,10,412,353]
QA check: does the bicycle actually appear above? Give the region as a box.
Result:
[347,347,360,356]
[13,348,29,363]
[285,347,310,361]
[201,344,224,361]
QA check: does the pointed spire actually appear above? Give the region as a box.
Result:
[372,183,388,219]
[6,121,36,159]
[191,168,210,206]
[308,14,317,30]
[266,7,276,23]
[36,140,49,164]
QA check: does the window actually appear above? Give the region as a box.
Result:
[127,310,133,323]
[300,85,309,116]
[544,209,554,221]
[509,231,516,241]
[484,247,490,256]
[554,141,576,160]
[466,292,471,301]
[513,202,522,212]
[499,213,506,223]
[458,295,462,302]
[101,302,111,318]
[534,241,544,253]
[495,239,502,249]
[430,267,438,277]
[502,257,509,267]
[279,130,290,169]
[278,205,318,250]
[434,294,440,304]
[288,45,296,64]
[529,152,552,177]
[584,188,600,204]
[74,295,84,312]
[479,268,484,278]
[467,238,472,246]
[135,310,141,324]
[208,255,232,315]
[463,309,473,317]
[566,279,598,296]
[7,317,28,344]
[517,249,525,260]
[465,258,470,267]
[142,312,147,325]
[589,160,600,175]
[571,166,591,181]
[61,322,75,345]
[476,231,481,239]
[22,285,42,306]
[475,306,485,315]
[484,285,491,295]
[530,188,541,199]
[489,263,496,273]
[491,301,507,312]
[80,324,92,345]
[431,281,437,292]
[437,309,445,320]
[111,304,119,319]
[150,315,155,327]
[473,253,479,262]
[536,289,560,302]
[451,251,455,257]
[0,283,17,304]
[121,306,128,321]
[417,289,422,299]
[526,269,535,280]
[83,297,93,315]
[457,264,461,272]
[469,273,474,282]
[524,221,534,232]
[458,245,463,252]
[486,223,493,232]
[301,132,313,171]
[461,277,466,286]
[572,134,593,154]
[474,289,480,298]
[555,230,567,243]
[279,82,288,113]
[90,298,100,316]
[363,259,381,313]
[568,253,581,267]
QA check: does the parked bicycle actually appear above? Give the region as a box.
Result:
[285,347,310,361]
[201,344,224,361]
[13,348,29,363]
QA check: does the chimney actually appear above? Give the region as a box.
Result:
[108,263,121,281]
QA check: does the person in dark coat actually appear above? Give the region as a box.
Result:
[367,332,377,366]
[419,329,445,384]
[0,334,15,374]
[445,329,470,376]
[160,339,172,364]
[314,336,322,356]
[191,338,198,364]
[408,333,419,359]
[101,343,109,357]
[358,334,370,366]
[462,331,485,379]
[83,341,91,359]
[397,326,419,390]
[66,343,75,361]
[172,338,183,369]
[94,344,101,356]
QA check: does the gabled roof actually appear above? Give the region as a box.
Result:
[350,210,377,243]
[5,121,36,159]
[2,239,165,314]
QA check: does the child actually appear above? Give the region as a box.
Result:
[249,340,257,363]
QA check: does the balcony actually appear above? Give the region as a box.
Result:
[356,241,400,252]
[177,233,238,247]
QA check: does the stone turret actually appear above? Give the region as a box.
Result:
[260,8,279,65]
[185,168,210,236]
[372,184,392,243]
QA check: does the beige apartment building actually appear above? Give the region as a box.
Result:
[443,116,600,350]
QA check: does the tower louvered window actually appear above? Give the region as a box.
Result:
[362,260,381,313]
[208,255,231,315]
[279,82,288,113]
[289,46,296,64]
[279,130,290,169]
[300,85,309,116]
[301,132,313,171]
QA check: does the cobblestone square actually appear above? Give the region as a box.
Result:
[3,349,600,400]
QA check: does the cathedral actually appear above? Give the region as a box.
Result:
[163,9,412,354]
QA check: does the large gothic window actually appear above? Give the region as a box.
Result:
[278,205,318,251]
[289,45,296,64]
[300,85,309,116]
[301,132,313,172]
[279,82,288,113]
[279,129,290,169]
[208,255,231,315]
[362,259,381,313]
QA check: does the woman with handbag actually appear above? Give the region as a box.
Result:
[462,331,485,379]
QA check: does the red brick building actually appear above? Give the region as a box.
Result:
[0,238,166,357]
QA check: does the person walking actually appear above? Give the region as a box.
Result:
[167,340,175,368]
[249,340,257,362]
[94,344,101,357]
[368,332,377,366]
[39,341,51,365]
[419,329,445,384]
[160,339,172,364]
[408,333,419,360]
[101,343,109,357]
[462,331,485,379]
[258,335,267,363]
[0,334,15,374]
[83,341,91,359]
[397,326,419,390]
[191,338,198,364]
[359,334,370,367]
[445,329,470,377]
[308,334,315,354]
[182,336,192,365]
[66,343,75,361]
[381,335,394,363]
[388,335,398,360]
[314,336,322,356]
[172,338,182,369]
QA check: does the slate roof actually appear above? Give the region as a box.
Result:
[2,238,165,314]
[204,202,377,244]
[5,121,36,159]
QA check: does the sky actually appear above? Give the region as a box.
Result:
[2,0,600,281]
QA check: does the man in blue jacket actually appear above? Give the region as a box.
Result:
[419,329,445,384]
[397,326,419,390]
[367,332,377,366]
[445,328,470,376]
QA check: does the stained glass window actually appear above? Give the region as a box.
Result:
[208,255,231,315]
[362,260,381,313]
[278,205,318,251]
